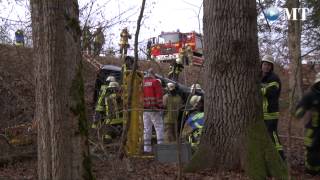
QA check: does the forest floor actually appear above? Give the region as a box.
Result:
[0,44,319,179]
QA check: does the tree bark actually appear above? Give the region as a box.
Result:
[185,0,287,179]
[31,0,94,179]
[287,0,303,113]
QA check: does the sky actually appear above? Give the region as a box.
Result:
[0,0,203,55]
[78,0,203,54]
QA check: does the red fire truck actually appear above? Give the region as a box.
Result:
[149,31,204,66]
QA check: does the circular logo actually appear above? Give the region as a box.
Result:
[264,7,280,21]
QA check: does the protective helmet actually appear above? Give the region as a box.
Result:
[108,82,119,88]
[189,95,201,108]
[262,55,274,65]
[314,72,320,84]
[167,83,175,91]
[145,68,155,77]
[190,84,201,91]
[106,76,116,82]
[176,58,183,64]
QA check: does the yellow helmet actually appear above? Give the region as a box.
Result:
[189,95,201,108]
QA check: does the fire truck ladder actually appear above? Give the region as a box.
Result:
[82,53,103,70]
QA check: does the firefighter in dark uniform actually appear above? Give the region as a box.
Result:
[261,55,285,160]
[15,29,25,46]
[119,27,132,58]
[295,72,320,175]
[168,57,184,81]
[182,95,204,152]
[93,27,105,56]
[94,81,123,143]
[146,40,152,60]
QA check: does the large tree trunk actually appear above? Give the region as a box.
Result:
[31,0,93,179]
[287,0,303,113]
[185,0,287,179]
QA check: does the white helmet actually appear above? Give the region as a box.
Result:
[106,76,116,82]
[315,72,320,84]
[108,82,119,88]
[190,84,201,91]
[176,58,183,64]
[262,55,274,64]
[189,95,201,108]
[167,83,175,91]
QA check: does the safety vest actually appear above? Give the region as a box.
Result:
[143,77,163,110]
[185,112,204,148]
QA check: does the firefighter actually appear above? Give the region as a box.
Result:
[93,27,105,56]
[82,25,92,54]
[261,55,284,160]
[119,27,132,58]
[186,44,193,65]
[295,72,320,175]
[94,80,122,143]
[143,68,164,153]
[146,40,152,60]
[182,95,204,151]
[163,83,183,143]
[168,58,184,81]
[178,46,188,65]
[15,29,24,46]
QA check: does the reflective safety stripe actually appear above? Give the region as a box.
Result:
[272,132,283,151]
[105,118,123,125]
[261,81,279,115]
[265,82,280,89]
[95,85,108,112]
[104,134,112,140]
[305,129,314,147]
[194,122,203,129]
[95,105,104,112]
[264,112,279,120]
[192,112,204,121]
[262,96,268,113]
[312,112,319,127]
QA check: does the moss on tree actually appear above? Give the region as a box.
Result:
[70,62,95,180]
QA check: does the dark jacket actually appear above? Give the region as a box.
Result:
[261,72,281,120]
[295,83,320,119]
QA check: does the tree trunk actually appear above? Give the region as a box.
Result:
[185,0,287,179]
[31,0,94,179]
[287,0,303,113]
